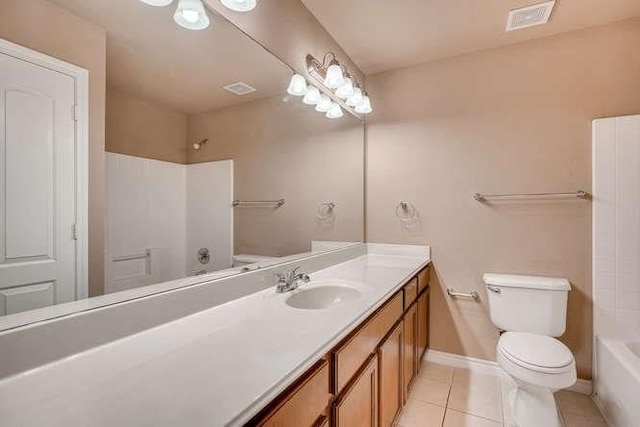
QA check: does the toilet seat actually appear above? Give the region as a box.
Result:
[497,332,576,390]
[498,332,574,374]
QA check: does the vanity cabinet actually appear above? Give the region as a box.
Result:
[378,322,403,427]
[333,355,379,427]
[248,266,431,427]
[417,289,429,362]
[254,360,330,427]
[402,302,418,400]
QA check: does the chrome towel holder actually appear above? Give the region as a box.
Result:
[473,190,591,202]
[232,199,285,207]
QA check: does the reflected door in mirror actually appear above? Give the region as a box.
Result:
[0,52,79,315]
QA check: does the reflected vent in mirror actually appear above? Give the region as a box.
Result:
[223,82,257,95]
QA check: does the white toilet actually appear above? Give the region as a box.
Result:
[483,274,577,427]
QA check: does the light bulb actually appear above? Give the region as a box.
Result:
[303,86,321,105]
[335,78,354,99]
[315,94,332,113]
[346,87,363,107]
[286,74,307,96]
[324,63,345,89]
[193,142,201,150]
[140,0,174,6]
[326,102,344,119]
[355,95,373,114]
[220,0,257,12]
[174,0,210,30]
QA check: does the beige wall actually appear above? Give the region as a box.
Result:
[203,0,364,85]
[106,89,187,164]
[366,17,640,379]
[188,95,364,256]
[0,0,107,296]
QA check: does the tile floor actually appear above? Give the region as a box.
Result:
[397,362,608,427]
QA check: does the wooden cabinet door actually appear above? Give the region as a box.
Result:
[334,355,379,427]
[417,290,429,366]
[402,303,417,401]
[378,322,403,427]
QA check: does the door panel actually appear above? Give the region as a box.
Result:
[5,89,55,260]
[0,51,77,313]
[0,281,55,315]
[334,355,378,427]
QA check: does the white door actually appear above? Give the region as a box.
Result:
[0,51,77,315]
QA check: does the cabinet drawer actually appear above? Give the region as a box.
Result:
[417,266,430,293]
[403,278,418,309]
[333,292,403,394]
[259,360,330,427]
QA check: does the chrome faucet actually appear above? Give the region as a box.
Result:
[275,267,310,293]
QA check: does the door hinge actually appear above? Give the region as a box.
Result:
[73,104,78,121]
[72,224,78,241]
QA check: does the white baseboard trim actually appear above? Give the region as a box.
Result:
[424,349,504,376]
[567,378,593,396]
[424,349,593,395]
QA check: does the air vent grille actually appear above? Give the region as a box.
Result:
[506,1,556,32]
[223,82,256,95]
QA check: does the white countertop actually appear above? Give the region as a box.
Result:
[0,250,429,426]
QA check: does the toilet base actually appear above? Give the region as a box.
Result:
[508,381,562,427]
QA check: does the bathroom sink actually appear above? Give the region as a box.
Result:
[286,285,362,310]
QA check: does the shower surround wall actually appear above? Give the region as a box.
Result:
[593,115,640,339]
[106,153,232,293]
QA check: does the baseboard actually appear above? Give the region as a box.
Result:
[567,378,593,396]
[424,349,593,395]
[424,349,504,376]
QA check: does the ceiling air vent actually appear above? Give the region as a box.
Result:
[223,82,256,95]
[506,1,556,32]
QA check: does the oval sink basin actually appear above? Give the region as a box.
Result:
[286,285,361,310]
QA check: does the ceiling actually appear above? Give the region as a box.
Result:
[301,0,640,75]
[48,0,292,114]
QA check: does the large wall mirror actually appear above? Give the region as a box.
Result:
[0,0,364,326]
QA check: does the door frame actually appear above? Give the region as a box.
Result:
[0,38,89,300]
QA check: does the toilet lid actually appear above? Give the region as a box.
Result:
[498,332,574,370]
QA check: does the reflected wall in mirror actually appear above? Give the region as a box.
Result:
[0,0,364,322]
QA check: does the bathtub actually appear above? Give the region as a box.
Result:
[595,336,640,427]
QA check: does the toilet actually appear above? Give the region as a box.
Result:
[483,274,576,427]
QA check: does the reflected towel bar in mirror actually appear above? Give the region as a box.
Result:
[473,190,591,202]
[232,199,285,207]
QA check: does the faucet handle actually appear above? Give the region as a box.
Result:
[275,272,287,283]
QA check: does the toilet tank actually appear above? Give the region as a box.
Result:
[483,274,571,337]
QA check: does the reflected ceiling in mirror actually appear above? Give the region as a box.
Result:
[0,0,364,328]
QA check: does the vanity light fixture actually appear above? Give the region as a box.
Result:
[286,74,307,96]
[306,52,373,115]
[174,0,210,30]
[303,86,321,105]
[326,102,344,119]
[139,0,174,6]
[355,95,372,114]
[315,94,332,113]
[220,0,257,12]
[335,77,354,100]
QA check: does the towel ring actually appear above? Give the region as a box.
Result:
[395,201,416,222]
[317,202,337,220]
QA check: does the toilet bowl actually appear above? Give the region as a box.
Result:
[483,274,577,427]
[497,332,576,427]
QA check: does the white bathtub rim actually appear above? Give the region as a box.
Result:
[597,336,640,385]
